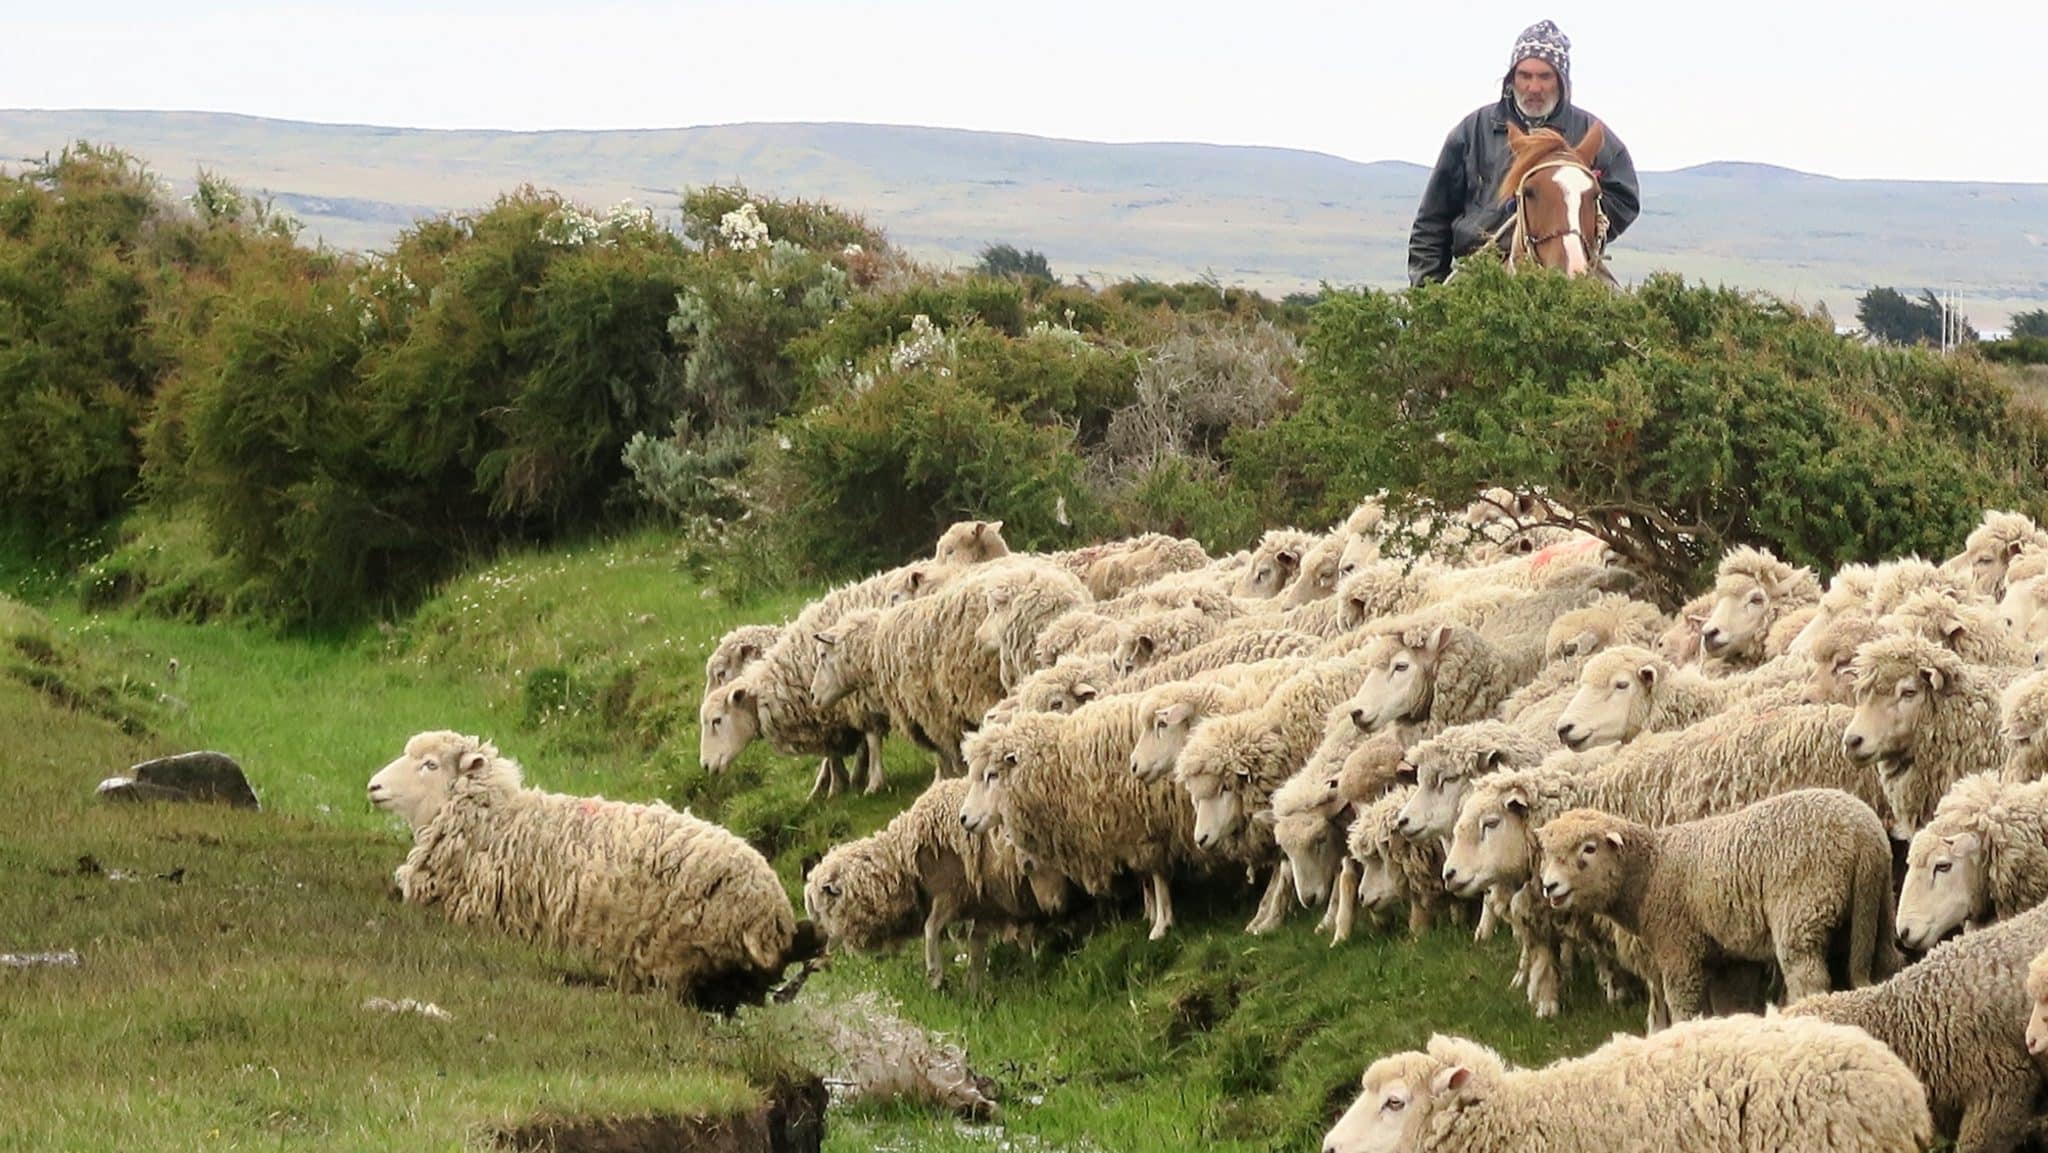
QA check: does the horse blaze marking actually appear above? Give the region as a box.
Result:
[1550,165,1596,277]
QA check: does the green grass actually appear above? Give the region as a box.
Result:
[1,528,1645,1152]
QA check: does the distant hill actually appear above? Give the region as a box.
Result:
[3,110,2044,325]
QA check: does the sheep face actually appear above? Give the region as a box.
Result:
[1015,672,1098,717]
[2026,955,2048,1057]
[1895,830,1987,951]
[934,519,1008,567]
[1325,1052,1476,1153]
[1398,747,1497,843]
[959,734,1018,835]
[1112,629,1160,679]
[1533,811,1630,915]
[2002,672,2048,768]
[1701,575,1772,660]
[809,620,867,709]
[1954,533,2022,599]
[1335,536,1378,592]
[1130,698,1202,781]
[1553,652,1661,751]
[1442,788,1534,898]
[366,730,489,829]
[2002,577,2048,646]
[698,684,762,773]
[1234,545,1300,599]
[1184,770,1245,850]
[1280,541,1345,609]
[1801,617,1877,706]
[1843,666,1941,772]
[705,639,766,690]
[883,564,938,607]
[1277,810,1343,908]
[1656,609,1705,667]
[1349,627,1452,734]
[1354,845,1404,912]
[803,845,919,951]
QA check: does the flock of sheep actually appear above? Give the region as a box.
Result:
[366,493,2048,1152]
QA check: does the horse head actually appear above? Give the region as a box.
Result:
[1498,121,1607,278]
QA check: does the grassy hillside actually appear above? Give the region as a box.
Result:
[3,110,2043,325]
[1,528,1644,1151]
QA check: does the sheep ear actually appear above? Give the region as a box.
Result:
[1637,663,1659,689]
[907,568,929,592]
[2010,540,2028,560]
[1948,831,1983,859]
[1432,1065,1473,1094]
[813,631,835,648]
[1396,759,1418,783]
[457,748,490,776]
[1276,548,1301,575]
[1922,666,1948,693]
[1941,621,1968,651]
[728,684,752,707]
[736,641,761,663]
[1001,750,1020,767]
[987,587,1013,609]
[1483,748,1509,771]
[1503,787,1530,816]
[1073,682,1100,703]
[1136,635,1156,657]
[1685,612,1707,628]
[988,520,1003,535]
[1604,830,1626,850]
[1426,624,1454,655]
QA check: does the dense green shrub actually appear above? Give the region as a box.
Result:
[669,240,850,430]
[1252,261,2048,601]
[1984,336,2048,367]
[680,184,883,256]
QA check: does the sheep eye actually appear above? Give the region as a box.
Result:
[1393,660,1411,673]
[419,758,437,773]
[1383,1096,1406,1113]
[1614,680,1630,691]
[1933,861,1952,875]
[1480,816,1499,832]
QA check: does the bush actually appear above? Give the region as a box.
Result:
[1256,261,2048,602]
[680,184,883,256]
[1984,335,2048,367]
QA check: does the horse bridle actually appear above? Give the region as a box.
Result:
[1503,157,1610,272]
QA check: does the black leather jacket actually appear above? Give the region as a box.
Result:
[1407,94,1641,286]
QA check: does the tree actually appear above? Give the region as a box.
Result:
[1854,286,1976,346]
[2013,309,2048,340]
[975,243,1054,282]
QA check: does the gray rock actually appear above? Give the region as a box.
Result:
[98,751,260,809]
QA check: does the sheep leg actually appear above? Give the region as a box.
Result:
[1955,1083,2034,1153]
[1146,872,1175,940]
[965,922,990,995]
[1330,859,1359,945]
[1317,861,1355,936]
[861,729,887,795]
[1659,957,1708,1024]
[1244,866,1294,935]
[933,741,964,784]
[1773,943,1833,1005]
[806,757,845,803]
[924,894,965,990]
[1473,896,1499,943]
[1407,893,1435,938]
[1526,942,1561,1019]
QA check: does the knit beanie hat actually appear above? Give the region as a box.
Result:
[1507,20,1571,82]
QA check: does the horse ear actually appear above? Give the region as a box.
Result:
[1507,121,1528,149]
[1574,120,1606,168]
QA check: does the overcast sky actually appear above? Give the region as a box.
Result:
[8,0,2046,183]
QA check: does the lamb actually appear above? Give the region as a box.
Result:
[933,519,1010,567]
[802,778,1069,989]
[369,730,810,1012]
[1391,720,1559,844]
[1999,668,2048,781]
[1895,772,2048,950]
[1323,1015,1931,1153]
[959,700,1200,940]
[1534,791,1896,1022]
[1697,545,1821,667]
[1785,899,2048,1153]
[1843,633,2022,839]
[1949,509,2048,599]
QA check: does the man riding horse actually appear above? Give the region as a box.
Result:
[1407,20,1641,285]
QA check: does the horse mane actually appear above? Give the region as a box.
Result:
[1496,128,1575,205]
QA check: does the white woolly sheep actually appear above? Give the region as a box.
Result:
[1128,658,1308,781]
[1107,606,1229,677]
[1005,653,1119,717]
[933,519,1009,567]
[959,700,1200,940]
[1279,530,1364,609]
[1880,586,2033,668]
[1786,898,2048,1153]
[1999,573,2048,648]
[1655,591,1712,668]
[705,623,782,691]
[802,777,1068,989]
[2025,944,2048,1057]
[1233,528,1319,599]
[1949,509,2048,599]
[1323,1015,1931,1153]
[1116,626,1322,691]
[1053,533,1211,600]
[1391,720,1558,844]
[1895,772,2048,951]
[1844,633,2023,838]
[1552,645,1792,752]
[1799,611,1881,705]
[1266,731,1406,917]
[1534,791,1896,1021]
[1786,561,1882,658]
[1343,620,1539,743]
[973,560,1093,691]
[1697,545,1821,666]
[1340,785,1463,941]
[1999,668,2048,782]
[370,730,810,1012]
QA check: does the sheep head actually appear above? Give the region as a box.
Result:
[1896,826,1988,953]
[1554,645,1668,752]
[367,730,499,829]
[1275,806,1346,910]
[1325,1038,1504,1153]
[1442,777,1538,897]
[1348,624,1455,734]
[1399,730,1515,843]
[1533,808,1637,916]
[699,676,764,773]
[1701,546,1815,661]
[1843,634,1961,774]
